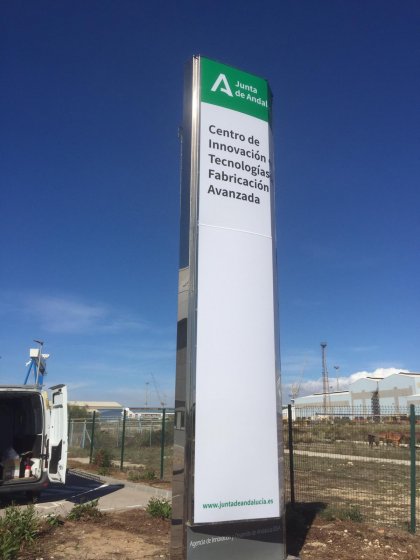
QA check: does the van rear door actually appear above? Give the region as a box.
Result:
[47,384,68,483]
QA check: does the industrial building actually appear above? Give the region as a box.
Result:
[294,371,420,416]
[68,401,123,413]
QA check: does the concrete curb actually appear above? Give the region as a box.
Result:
[68,468,172,500]
[68,468,102,483]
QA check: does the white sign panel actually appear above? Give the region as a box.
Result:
[193,58,281,524]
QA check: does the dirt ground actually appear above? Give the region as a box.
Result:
[19,509,170,560]
[294,517,420,559]
[17,506,420,560]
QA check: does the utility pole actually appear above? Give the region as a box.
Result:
[151,372,166,407]
[321,342,330,414]
[333,365,340,391]
[145,382,149,406]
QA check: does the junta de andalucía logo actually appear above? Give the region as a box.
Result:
[210,73,233,97]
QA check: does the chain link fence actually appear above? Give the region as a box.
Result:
[68,404,419,532]
[68,409,174,479]
[284,404,420,532]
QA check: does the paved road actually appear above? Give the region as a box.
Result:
[1,470,171,517]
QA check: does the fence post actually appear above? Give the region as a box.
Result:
[288,404,295,505]
[160,408,166,480]
[120,408,127,471]
[89,411,96,464]
[410,404,416,533]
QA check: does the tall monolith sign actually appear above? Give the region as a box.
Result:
[171,56,285,560]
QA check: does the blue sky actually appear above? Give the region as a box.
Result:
[1,1,419,404]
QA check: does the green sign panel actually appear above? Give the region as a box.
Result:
[200,57,271,122]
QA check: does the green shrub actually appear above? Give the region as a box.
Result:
[344,506,363,522]
[127,470,141,482]
[142,469,157,480]
[45,513,63,527]
[0,504,39,559]
[93,448,113,468]
[128,469,157,482]
[321,504,363,523]
[146,497,172,519]
[67,499,103,521]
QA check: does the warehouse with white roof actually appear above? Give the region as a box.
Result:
[294,371,420,415]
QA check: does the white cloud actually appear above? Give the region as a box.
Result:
[285,377,324,396]
[285,367,411,398]
[67,380,175,407]
[347,367,409,384]
[22,294,148,335]
[66,381,93,391]
[350,345,379,353]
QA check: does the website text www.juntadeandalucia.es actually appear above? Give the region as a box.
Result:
[202,497,274,510]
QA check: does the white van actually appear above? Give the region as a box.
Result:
[0,384,67,498]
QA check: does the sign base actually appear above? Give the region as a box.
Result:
[186,518,285,559]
